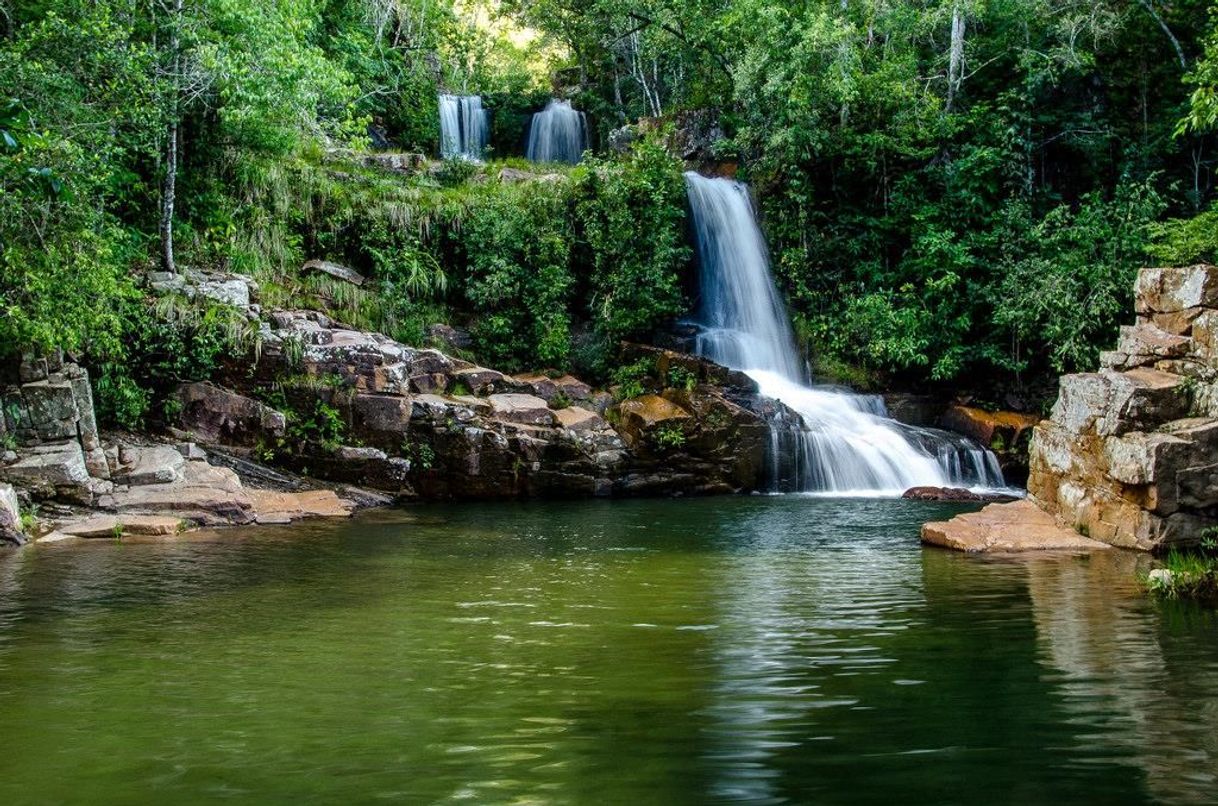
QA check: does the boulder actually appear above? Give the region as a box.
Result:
[20,379,79,440]
[0,441,89,493]
[350,394,412,441]
[939,406,1039,448]
[1135,265,1218,313]
[1051,369,1190,437]
[1138,307,1208,336]
[302,259,366,287]
[514,373,593,404]
[174,382,286,446]
[193,275,252,308]
[903,486,984,502]
[1194,310,1218,364]
[921,500,1112,553]
[333,446,388,462]
[554,406,607,432]
[108,462,254,526]
[487,394,556,426]
[0,482,23,546]
[452,367,506,395]
[114,444,186,486]
[1107,324,1193,369]
[612,395,693,451]
[426,323,472,353]
[882,393,943,427]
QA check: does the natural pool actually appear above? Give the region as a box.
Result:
[1,497,1215,804]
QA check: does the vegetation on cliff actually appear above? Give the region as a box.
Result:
[8,0,1218,425]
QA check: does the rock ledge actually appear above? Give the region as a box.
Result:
[921,500,1112,553]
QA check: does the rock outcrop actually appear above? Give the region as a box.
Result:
[926,264,1218,553]
[202,315,778,500]
[1026,265,1218,551]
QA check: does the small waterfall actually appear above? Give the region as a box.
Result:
[526,99,587,164]
[439,94,489,160]
[684,172,1007,495]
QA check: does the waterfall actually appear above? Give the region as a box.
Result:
[438,94,489,160]
[684,172,1006,495]
[526,99,587,164]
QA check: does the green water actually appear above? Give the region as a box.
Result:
[1,497,1216,805]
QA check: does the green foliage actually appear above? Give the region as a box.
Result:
[1149,209,1218,266]
[401,438,436,470]
[1146,537,1218,602]
[462,181,575,369]
[289,400,348,452]
[652,423,688,450]
[991,183,1164,374]
[573,137,691,342]
[612,357,656,400]
[666,366,697,392]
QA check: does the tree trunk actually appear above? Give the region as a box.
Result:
[945,4,965,113]
[160,120,177,273]
[159,0,184,274]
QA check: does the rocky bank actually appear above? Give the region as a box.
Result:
[0,266,795,545]
[925,264,1218,553]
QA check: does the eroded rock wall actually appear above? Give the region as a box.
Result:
[1027,265,1218,550]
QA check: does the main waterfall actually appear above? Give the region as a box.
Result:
[439,94,489,160]
[684,172,1005,495]
[526,99,587,164]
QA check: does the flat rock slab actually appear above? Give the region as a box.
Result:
[921,500,1112,553]
[247,489,354,524]
[60,515,184,538]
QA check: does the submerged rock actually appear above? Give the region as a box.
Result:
[903,486,984,502]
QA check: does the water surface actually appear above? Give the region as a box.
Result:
[1,497,1215,804]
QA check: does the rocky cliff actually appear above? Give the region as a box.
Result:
[924,264,1217,553]
[1026,265,1218,550]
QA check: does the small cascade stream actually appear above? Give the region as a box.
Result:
[526,99,587,164]
[439,94,489,160]
[684,172,1006,495]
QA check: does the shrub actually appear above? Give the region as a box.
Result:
[573,136,691,342]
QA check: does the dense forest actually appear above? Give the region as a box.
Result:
[5,0,1218,426]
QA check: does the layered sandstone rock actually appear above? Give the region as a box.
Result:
[228,313,774,500]
[1026,265,1218,551]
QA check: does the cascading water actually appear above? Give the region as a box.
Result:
[439,94,489,160]
[526,99,587,164]
[684,172,1006,495]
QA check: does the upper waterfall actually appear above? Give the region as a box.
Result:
[683,171,1006,495]
[439,94,489,160]
[526,99,586,164]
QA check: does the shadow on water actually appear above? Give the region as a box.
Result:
[0,497,1215,804]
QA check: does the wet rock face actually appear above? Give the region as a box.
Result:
[235,315,772,499]
[939,405,1039,483]
[1028,264,1218,551]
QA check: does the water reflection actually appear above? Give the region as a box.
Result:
[1023,552,1218,803]
[0,499,1216,804]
